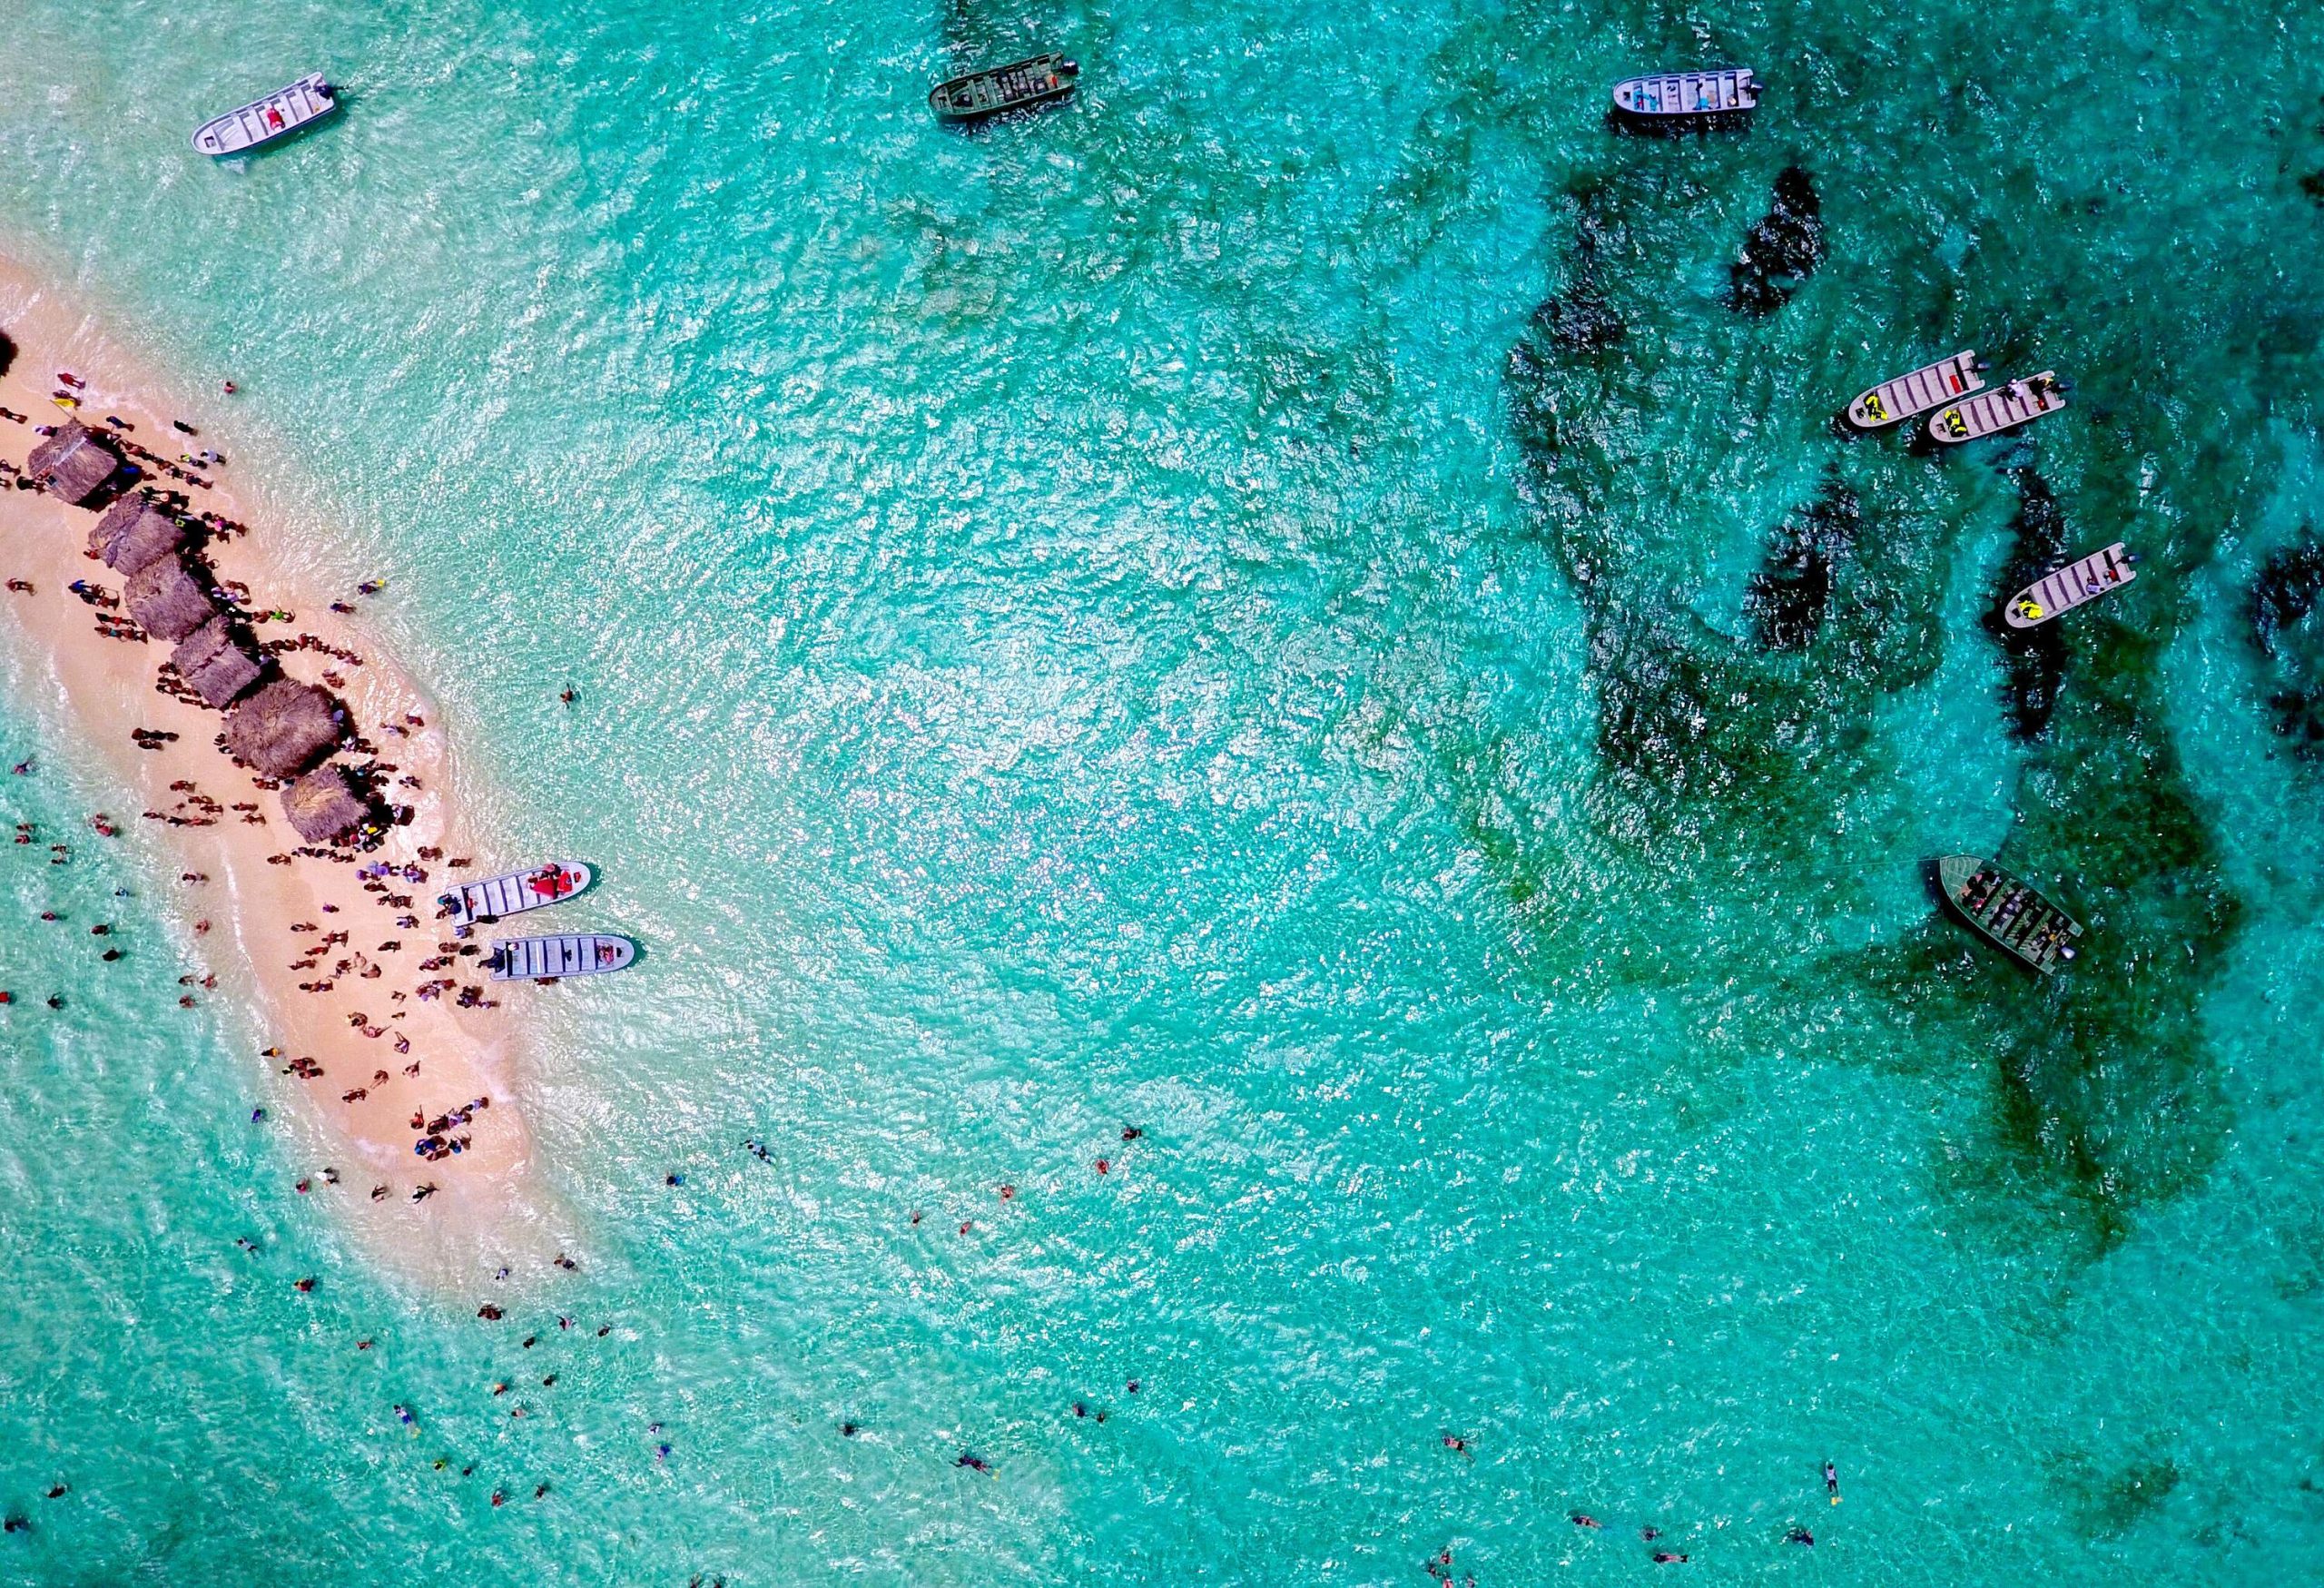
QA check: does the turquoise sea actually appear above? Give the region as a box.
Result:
[5,0,2324,1580]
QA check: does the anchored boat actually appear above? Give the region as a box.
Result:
[1937,855,2083,974]
[1610,69,1759,118]
[192,73,339,156]
[438,861,593,924]
[929,54,1078,123]
[2004,542,2136,628]
[1925,371,2065,445]
[1846,350,1984,430]
[487,933,636,982]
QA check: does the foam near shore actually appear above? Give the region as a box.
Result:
[0,252,569,1289]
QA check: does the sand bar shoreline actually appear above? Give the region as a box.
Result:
[0,252,571,1291]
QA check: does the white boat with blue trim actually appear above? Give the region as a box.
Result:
[1846,350,1984,430]
[192,73,339,156]
[1611,69,1759,118]
[487,933,636,982]
[438,861,592,924]
[2004,542,2136,629]
[1926,370,2066,445]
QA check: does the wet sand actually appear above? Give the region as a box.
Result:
[0,254,568,1288]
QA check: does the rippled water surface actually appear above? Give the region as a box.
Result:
[4,0,2324,1581]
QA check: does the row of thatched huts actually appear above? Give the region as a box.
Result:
[91,498,271,708]
[36,442,380,845]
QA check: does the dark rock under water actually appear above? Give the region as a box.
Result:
[2251,532,2324,754]
[1987,469,2072,741]
[1745,475,1861,651]
[1531,183,1628,356]
[1727,166,1824,317]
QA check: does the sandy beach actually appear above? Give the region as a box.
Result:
[0,253,566,1289]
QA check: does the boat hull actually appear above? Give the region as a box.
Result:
[438,860,594,924]
[192,73,339,156]
[2004,542,2135,628]
[930,54,1078,123]
[487,933,636,982]
[1610,69,1759,118]
[1936,854,2083,974]
[1925,370,2065,445]
[1846,350,1982,429]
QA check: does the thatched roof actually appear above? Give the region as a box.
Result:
[224,679,344,778]
[123,555,218,642]
[281,764,371,844]
[170,616,264,708]
[90,497,188,577]
[25,420,121,506]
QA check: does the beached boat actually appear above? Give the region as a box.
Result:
[192,74,339,156]
[929,54,1078,123]
[1610,69,1759,118]
[438,861,593,924]
[2004,542,2136,629]
[1846,350,1984,430]
[1936,854,2083,974]
[1925,371,2065,445]
[486,933,636,982]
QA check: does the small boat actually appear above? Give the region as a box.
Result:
[486,933,636,983]
[2004,542,2136,628]
[1925,371,2065,445]
[1936,855,2083,974]
[192,73,339,156]
[1610,69,1759,118]
[929,54,1078,123]
[438,861,593,924]
[1846,350,1984,429]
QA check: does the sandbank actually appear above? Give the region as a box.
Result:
[0,252,571,1290]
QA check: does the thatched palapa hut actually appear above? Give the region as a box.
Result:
[170,616,264,708]
[90,497,188,577]
[24,420,121,506]
[224,680,344,778]
[123,555,218,642]
[281,764,371,843]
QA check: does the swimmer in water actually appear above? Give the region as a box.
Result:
[956,1453,990,1474]
[1571,1513,1602,1529]
[1650,1551,1689,1563]
[1785,1526,1814,1546]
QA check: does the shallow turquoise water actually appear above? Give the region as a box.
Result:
[5,0,2324,1580]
